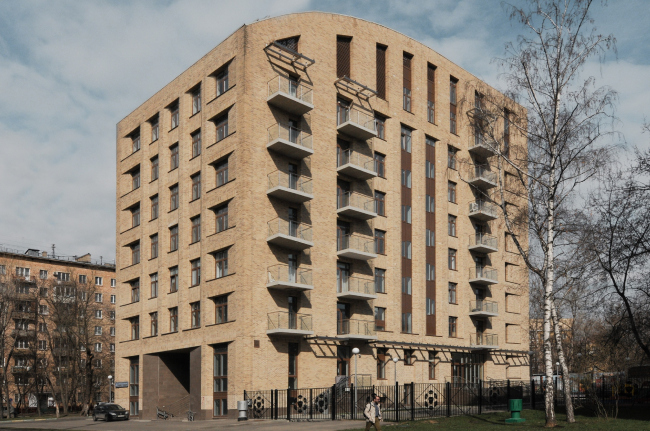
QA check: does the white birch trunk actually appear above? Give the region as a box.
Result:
[551,301,575,422]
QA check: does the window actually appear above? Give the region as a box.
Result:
[151,156,159,181]
[426,263,435,281]
[131,168,141,190]
[39,322,46,332]
[215,114,229,142]
[0,265,5,275]
[151,195,159,220]
[336,36,351,78]
[375,307,386,331]
[377,348,387,379]
[447,181,456,203]
[170,101,179,129]
[426,298,435,315]
[191,173,201,200]
[191,259,201,287]
[191,86,201,115]
[215,249,228,278]
[428,352,436,379]
[131,205,140,228]
[426,195,435,213]
[401,205,412,223]
[169,307,178,332]
[215,295,228,324]
[170,184,179,211]
[374,229,386,254]
[170,144,179,170]
[447,146,457,169]
[39,340,47,350]
[150,116,159,142]
[131,242,140,265]
[215,159,229,187]
[95,326,102,335]
[150,273,158,298]
[216,66,229,96]
[40,287,48,297]
[191,130,201,158]
[449,316,457,337]
[401,170,412,188]
[404,349,415,366]
[131,131,140,153]
[150,312,158,336]
[110,311,115,320]
[374,152,385,177]
[191,216,201,243]
[39,270,47,279]
[170,266,178,293]
[95,276,103,286]
[375,114,386,139]
[111,294,116,304]
[39,304,48,315]
[170,225,178,252]
[402,241,412,259]
[402,313,412,334]
[448,215,457,236]
[403,53,412,112]
[213,346,228,416]
[129,359,140,415]
[426,229,435,246]
[110,326,116,336]
[427,64,436,123]
[131,280,140,303]
[448,282,457,303]
[111,278,116,287]
[95,343,103,352]
[401,277,412,295]
[16,267,30,277]
[374,191,386,216]
[376,44,387,99]
[401,126,412,153]
[95,293,103,303]
[450,77,458,134]
[110,344,115,353]
[150,234,158,259]
[215,203,229,232]
[375,268,385,293]
[426,160,435,179]
[448,249,457,270]
[191,302,201,328]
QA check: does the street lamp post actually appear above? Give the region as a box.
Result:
[352,347,360,415]
[107,375,113,403]
[393,356,399,385]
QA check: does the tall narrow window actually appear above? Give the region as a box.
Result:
[170,225,178,252]
[191,86,201,115]
[170,184,179,211]
[448,283,457,304]
[191,302,201,328]
[216,65,229,96]
[170,101,179,130]
[427,64,436,123]
[129,360,139,416]
[215,114,229,142]
[450,77,458,134]
[426,298,435,315]
[375,307,386,332]
[150,116,159,142]
[131,168,140,190]
[447,181,456,203]
[151,156,159,181]
[402,313,412,334]
[169,307,178,332]
[426,160,435,179]
[375,115,386,140]
[426,263,435,281]
[150,234,158,259]
[215,249,228,278]
[376,44,387,99]
[288,343,299,389]
[375,268,386,293]
[402,241,412,259]
[403,53,412,112]
[375,229,386,254]
[215,295,228,323]
[449,316,457,337]
[426,195,435,213]
[191,130,201,158]
[131,242,140,265]
[170,144,179,170]
[401,170,412,188]
[336,36,351,78]
[191,173,201,200]
[130,316,139,340]
[428,352,436,379]
[191,216,201,243]
[150,273,158,298]
[426,229,435,246]
[401,205,412,224]
[150,312,158,336]
[170,266,178,292]
[401,277,412,295]
[130,280,140,302]
[374,152,386,177]
[448,215,457,236]
[191,259,201,286]
[447,146,457,169]
[131,131,141,153]
[401,126,412,153]
[215,158,229,187]
[131,205,140,227]
[448,249,457,270]
[374,191,385,216]
[215,203,229,232]
[213,346,228,417]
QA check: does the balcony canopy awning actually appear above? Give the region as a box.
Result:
[335,76,377,99]
[264,41,315,69]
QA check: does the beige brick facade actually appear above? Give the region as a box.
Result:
[115,12,529,420]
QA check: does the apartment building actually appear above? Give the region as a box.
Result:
[115,12,529,420]
[0,247,116,410]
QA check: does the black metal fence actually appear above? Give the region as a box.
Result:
[244,376,650,422]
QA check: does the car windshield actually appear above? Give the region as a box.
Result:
[106,405,125,411]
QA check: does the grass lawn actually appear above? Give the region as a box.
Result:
[343,407,650,430]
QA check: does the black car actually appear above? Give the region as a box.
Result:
[93,403,130,421]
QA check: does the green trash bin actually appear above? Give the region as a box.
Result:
[505,398,525,424]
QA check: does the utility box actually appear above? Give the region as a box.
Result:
[237,401,248,421]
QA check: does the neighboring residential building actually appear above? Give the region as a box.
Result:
[0,247,116,410]
[115,12,529,419]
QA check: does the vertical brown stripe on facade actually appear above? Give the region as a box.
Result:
[401,142,413,321]
[425,139,436,335]
[403,53,412,91]
[337,36,351,78]
[427,64,435,101]
[376,44,387,99]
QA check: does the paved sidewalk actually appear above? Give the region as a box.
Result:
[0,417,368,431]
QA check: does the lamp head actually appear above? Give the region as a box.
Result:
[352,347,360,355]
[108,375,113,380]
[392,357,399,363]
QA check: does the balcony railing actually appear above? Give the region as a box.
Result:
[337,276,375,298]
[469,233,498,252]
[337,234,377,260]
[12,275,36,283]
[469,200,498,220]
[267,218,313,250]
[337,319,377,339]
[337,192,376,219]
[11,329,35,338]
[337,149,376,179]
[469,300,499,315]
[267,264,313,290]
[469,332,498,348]
[267,171,313,203]
[267,311,313,333]
[12,366,30,373]
[267,123,313,158]
[267,76,314,115]
[468,165,497,188]
[469,266,498,284]
[337,107,377,140]
[468,130,497,156]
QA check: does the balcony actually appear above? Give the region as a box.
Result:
[336,276,377,300]
[336,150,377,180]
[337,107,377,140]
[267,218,313,250]
[267,171,313,203]
[337,319,377,341]
[267,76,314,115]
[12,366,31,374]
[469,200,499,221]
[468,300,499,317]
[337,234,377,261]
[11,310,35,320]
[267,123,313,159]
[468,132,497,157]
[267,311,313,337]
[468,234,498,253]
[12,275,36,284]
[337,192,377,220]
[13,348,31,356]
[11,329,35,338]
[469,266,498,285]
[266,264,314,292]
[469,332,498,349]
[52,347,73,357]
[468,165,497,189]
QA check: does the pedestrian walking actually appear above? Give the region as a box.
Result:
[363,394,382,431]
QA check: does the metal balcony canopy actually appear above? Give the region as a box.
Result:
[264,41,315,69]
[335,76,378,99]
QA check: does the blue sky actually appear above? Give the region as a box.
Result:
[0,0,648,261]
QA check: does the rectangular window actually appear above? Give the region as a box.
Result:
[110,326,116,336]
[402,313,412,334]
[170,225,178,252]
[426,195,435,213]
[448,215,457,236]
[448,282,457,304]
[95,276,103,286]
[150,312,158,336]
[426,160,435,179]
[39,340,47,350]
[170,144,179,170]
[401,205,412,223]
[374,152,385,177]
[215,159,229,187]
[426,298,435,315]
[131,205,140,227]
[191,216,201,243]
[169,307,178,332]
[111,278,116,288]
[426,263,435,281]
[404,349,415,366]
[401,126,412,153]
[170,184,179,211]
[449,316,457,337]
[447,146,457,169]
[401,170,412,188]
[131,168,140,190]
[151,156,159,181]
[191,302,201,328]
[95,343,103,352]
[447,181,456,203]
[215,295,228,324]
[191,173,201,200]
[191,130,201,158]
[170,266,178,293]
[376,44,387,99]
[131,132,140,153]
[39,304,48,315]
[150,234,158,259]
[375,191,386,216]
[94,325,102,336]
[215,114,229,142]
[374,268,386,293]
[450,77,458,134]
[215,203,229,232]
[374,229,386,254]
[39,270,47,279]
[375,115,386,140]
[130,280,140,303]
[150,273,158,298]
[426,229,435,247]
[403,53,412,112]
[191,259,201,287]
[336,36,351,78]
[111,294,116,304]
[95,310,103,319]
[448,249,457,270]
[170,101,179,129]
[95,293,103,303]
[427,64,436,123]
[213,346,228,416]
[150,195,159,220]
[377,348,387,379]
[215,249,228,278]
[191,86,201,115]
[401,277,412,295]
[216,66,229,96]
[150,117,159,142]
[402,241,412,259]
[375,307,386,331]
[131,242,140,265]
[129,359,139,415]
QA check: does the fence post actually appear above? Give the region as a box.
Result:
[350,383,354,420]
[395,382,399,422]
[478,379,482,415]
[410,382,415,421]
[287,388,291,421]
[331,385,336,421]
[446,381,451,417]
[531,379,535,410]
[507,379,511,412]
[309,388,313,420]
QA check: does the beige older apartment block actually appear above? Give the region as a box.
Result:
[115,12,529,420]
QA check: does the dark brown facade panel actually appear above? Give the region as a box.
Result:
[337,36,351,78]
[403,53,412,90]
[376,44,387,99]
